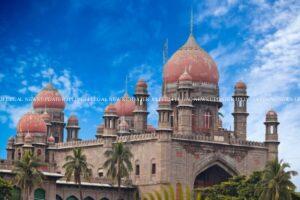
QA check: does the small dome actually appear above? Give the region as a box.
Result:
[159,95,171,105]
[115,93,135,116]
[147,125,156,132]
[235,81,247,89]
[17,112,47,135]
[105,104,117,113]
[40,111,51,123]
[266,110,277,117]
[136,79,147,88]
[47,135,55,143]
[67,115,79,126]
[179,67,192,82]
[8,136,15,141]
[33,83,65,110]
[164,34,219,84]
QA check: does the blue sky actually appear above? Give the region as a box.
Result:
[1,0,300,189]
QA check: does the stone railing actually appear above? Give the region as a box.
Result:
[117,133,157,143]
[229,138,266,147]
[172,134,266,148]
[54,139,103,149]
[58,176,133,187]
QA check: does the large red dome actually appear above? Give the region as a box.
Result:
[163,34,219,84]
[17,112,47,135]
[115,93,135,116]
[33,83,65,109]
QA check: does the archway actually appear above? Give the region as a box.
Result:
[67,196,79,200]
[194,164,232,188]
[34,188,46,200]
[100,198,109,200]
[84,197,94,200]
[56,195,63,200]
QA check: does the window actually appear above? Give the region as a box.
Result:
[37,149,42,156]
[135,164,140,175]
[270,125,274,134]
[151,163,156,174]
[204,110,212,129]
[17,149,21,160]
[98,168,104,177]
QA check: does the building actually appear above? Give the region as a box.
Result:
[0,24,280,200]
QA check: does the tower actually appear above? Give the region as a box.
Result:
[33,83,66,143]
[177,68,193,134]
[103,104,118,136]
[133,79,149,133]
[232,81,249,140]
[66,115,80,142]
[157,96,173,132]
[264,110,280,161]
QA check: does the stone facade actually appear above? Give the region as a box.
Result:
[0,30,280,200]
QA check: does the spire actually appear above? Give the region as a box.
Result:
[163,38,168,64]
[190,7,194,35]
[125,76,128,95]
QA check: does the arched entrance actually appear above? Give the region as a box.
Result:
[67,196,79,200]
[194,164,232,188]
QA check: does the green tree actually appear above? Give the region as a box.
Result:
[63,148,92,200]
[103,142,133,200]
[259,159,297,200]
[0,177,12,200]
[13,151,44,199]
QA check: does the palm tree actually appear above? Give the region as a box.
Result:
[63,148,93,200]
[259,159,298,200]
[103,142,133,200]
[13,151,44,200]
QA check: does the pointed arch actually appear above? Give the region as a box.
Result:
[67,196,79,200]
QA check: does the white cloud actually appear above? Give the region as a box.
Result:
[197,0,300,188]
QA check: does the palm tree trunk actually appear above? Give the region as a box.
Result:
[118,175,121,200]
[78,176,83,200]
[117,160,121,200]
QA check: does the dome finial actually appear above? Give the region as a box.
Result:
[190,7,194,35]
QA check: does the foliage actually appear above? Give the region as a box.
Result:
[142,159,298,200]
[13,151,44,199]
[63,148,93,200]
[0,177,12,199]
[259,159,298,200]
[103,142,133,199]
[143,184,202,200]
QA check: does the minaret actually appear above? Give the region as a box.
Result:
[264,110,280,161]
[66,115,80,142]
[133,79,149,133]
[177,68,193,134]
[157,96,173,132]
[232,81,249,140]
[6,136,15,161]
[95,124,104,139]
[103,104,118,136]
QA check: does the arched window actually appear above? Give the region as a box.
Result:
[204,110,212,129]
[135,160,140,176]
[17,149,21,160]
[37,149,42,156]
[56,195,63,200]
[34,188,45,200]
[84,197,94,200]
[151,159,156,175]
[66,196,79,200]
[270,125,274,134]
